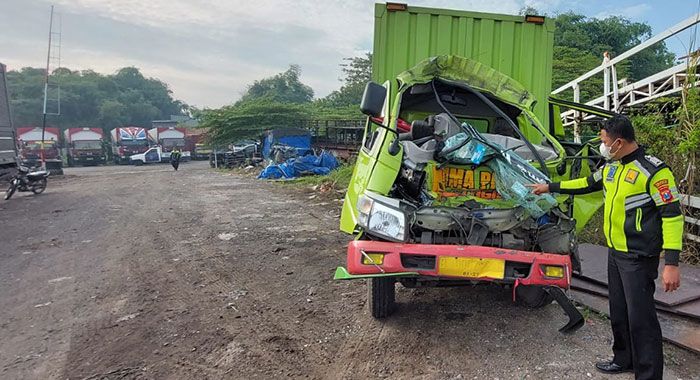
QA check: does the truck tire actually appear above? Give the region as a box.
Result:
[133,160,143,166]
[368,277,396,318]
[515,285,554,308]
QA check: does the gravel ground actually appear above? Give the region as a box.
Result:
[0,161,698,379]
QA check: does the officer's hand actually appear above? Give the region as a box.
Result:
[527,183,550,195]
[662,265,681,292]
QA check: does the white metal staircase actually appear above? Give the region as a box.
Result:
[552,13,700,142]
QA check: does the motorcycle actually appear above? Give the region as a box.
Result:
[4,165,50,200]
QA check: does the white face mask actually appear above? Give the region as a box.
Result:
[600,139,621,160]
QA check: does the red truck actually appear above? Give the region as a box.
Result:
[16,126,63,174]
[148,127,191,161]
[64,128,105,166]
[111,127,149,164]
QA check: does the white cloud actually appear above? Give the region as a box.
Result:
[594,3,652,20]
[6,0,568,107]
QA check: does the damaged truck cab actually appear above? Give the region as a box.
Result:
[335,4,605,334]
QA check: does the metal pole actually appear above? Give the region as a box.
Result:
[611,64,620,112]
[603,52,610,111]
[40,5,54,169]
[573,83,581,144]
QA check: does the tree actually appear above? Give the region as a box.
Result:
[321,53,372,107]
[553,12,674,90]
[201,97,309,144]
[6,66,187,133]
[98,100,128,130]
[239,65,314,104]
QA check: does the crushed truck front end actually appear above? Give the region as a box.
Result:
[336,55,591,333]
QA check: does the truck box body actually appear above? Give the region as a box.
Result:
[0,62,17,176]
[64,127,105,166]
[111,127,149,164]
[148,127,185,148]
[17,126,61,161]
[372,4,554,138]
[148,127,190,160]
[185,128,209,160]
[16,126,63,173]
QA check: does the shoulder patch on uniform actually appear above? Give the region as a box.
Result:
[653,179,675,203]
[645,155,663,167]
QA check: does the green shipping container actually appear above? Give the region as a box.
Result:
[372,3,555,133]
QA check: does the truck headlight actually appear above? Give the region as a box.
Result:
[357,193,408,242]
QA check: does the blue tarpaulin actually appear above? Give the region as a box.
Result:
[261,129,312,159]
[258,151,339,180]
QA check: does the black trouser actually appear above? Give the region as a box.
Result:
[171,160,179,171]
[608,249,662,380]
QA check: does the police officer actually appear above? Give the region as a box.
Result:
[530,115,682,380]
[170,148,182,171]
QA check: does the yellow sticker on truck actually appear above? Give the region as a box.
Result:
[432,167,501,200]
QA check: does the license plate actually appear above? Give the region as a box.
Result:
[438,257,505,279]
[432,166,501,200]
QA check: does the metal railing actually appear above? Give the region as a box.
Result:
[682,194,700,243]
[552,13,700,142]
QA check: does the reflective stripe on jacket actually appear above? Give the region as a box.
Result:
[550,148,683,264]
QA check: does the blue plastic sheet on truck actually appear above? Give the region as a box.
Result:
[441,131,557,219]
[258,151,339,180]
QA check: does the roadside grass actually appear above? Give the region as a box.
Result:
[578,304,609,322]
[278,163,354,193]
[577,207,606,247]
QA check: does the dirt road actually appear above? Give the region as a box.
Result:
[1,162,698,379]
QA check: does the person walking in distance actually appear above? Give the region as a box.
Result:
[529,115,683,380]
[170,148,182,171]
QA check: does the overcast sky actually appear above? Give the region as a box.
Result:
[1,0,698,108]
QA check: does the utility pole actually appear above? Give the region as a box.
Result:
[41,5,61,169]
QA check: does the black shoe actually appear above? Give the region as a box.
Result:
[595,360,633,374]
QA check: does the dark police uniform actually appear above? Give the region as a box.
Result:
[170,149,182,171]
[549,148,683,380]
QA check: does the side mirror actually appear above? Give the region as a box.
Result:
[360,82,386,117]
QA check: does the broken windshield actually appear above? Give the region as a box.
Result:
[395,79,560,219]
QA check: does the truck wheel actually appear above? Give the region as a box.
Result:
[133,160,143,166]
[515,285,554,308]
[368,277,396,318]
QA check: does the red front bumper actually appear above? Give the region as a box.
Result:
[347,240,571,289]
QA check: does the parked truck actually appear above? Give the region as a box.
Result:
[16,126,63,174]
[111,127,149,164]
[148,127,191,161]
[0,63,17,181]
[64,128,105,166]
[334,3,609,333]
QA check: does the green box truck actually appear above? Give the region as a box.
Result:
[334,3,610,333]
[372,3,554,140]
